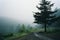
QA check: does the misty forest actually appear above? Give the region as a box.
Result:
[0,0,60,40]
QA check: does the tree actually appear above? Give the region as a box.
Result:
[33,0,59,32]
[20,24,26,32]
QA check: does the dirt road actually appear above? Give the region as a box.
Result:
[14,33,54,40]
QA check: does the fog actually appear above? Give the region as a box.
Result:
[0,0,60,23]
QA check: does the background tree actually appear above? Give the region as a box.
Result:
[33,0,59,32]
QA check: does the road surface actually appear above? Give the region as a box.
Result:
[13,33,54,40]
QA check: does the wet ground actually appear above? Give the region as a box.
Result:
[14,33,56,40]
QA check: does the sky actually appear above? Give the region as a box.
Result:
[0,0,60,24]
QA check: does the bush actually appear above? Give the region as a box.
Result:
[4,33,13,38]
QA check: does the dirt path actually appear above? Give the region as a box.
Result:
[13,33,54,40]
[14,33,40,40]
[34,33,53,40]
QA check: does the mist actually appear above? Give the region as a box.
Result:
[0,0,60,35]
[0,0,60,24]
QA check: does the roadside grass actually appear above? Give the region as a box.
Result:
[4,27,60,40]
[4,32,29,40]
[4,27,41,40]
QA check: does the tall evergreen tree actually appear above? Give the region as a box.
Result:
[33,0,58,32]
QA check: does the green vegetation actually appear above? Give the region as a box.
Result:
[4,24,40,40]
[3,24,60,40]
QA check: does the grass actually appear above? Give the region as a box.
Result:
[4,32,29,40]
[4,27,40,40]
[4,27,60,40]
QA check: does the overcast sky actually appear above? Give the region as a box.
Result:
[0,0,60,23]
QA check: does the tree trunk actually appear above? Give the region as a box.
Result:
[44,18,47,32]
[45,23,46,32]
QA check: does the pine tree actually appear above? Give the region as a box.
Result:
[33,0,58,32]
